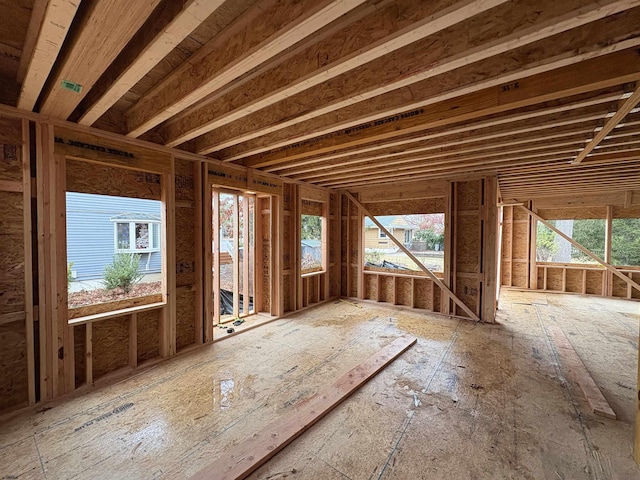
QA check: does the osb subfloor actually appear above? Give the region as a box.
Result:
[1,290,639,479]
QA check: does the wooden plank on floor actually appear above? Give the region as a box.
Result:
[548,325,617,420]
[190,335,417,480]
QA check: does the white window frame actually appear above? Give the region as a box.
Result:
[113,221,161,254]
[378,228,387,239]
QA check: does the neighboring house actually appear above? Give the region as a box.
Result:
[364,216,414,251]
[66,192,162,282]
[301,239,322,262]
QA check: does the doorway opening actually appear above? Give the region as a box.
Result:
[212,188,255,324]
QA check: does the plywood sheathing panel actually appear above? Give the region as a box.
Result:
[74,324,86,389]
[413,278,433,310]
[282,219,291,271]
[0,116,22,181]
[565,269,583,293]
[512,221,529,260]
[380,276,394,304]
[0,191,25,314]
[546,267,563,291]
[66,159,161,200]
[585,270,604,295]
[175,205,196,288]
[176,289,195,351]
[349,266,358,298]
[455,214,480,274]
[364,275,376,301]
[611,274,629,298]
[454,275,479,317]
[137,310,159,363]
[0,320,28,410]
[92,316,129,380]
[396,277,412,306]
[364,197,445,216]
[511,261,528,288]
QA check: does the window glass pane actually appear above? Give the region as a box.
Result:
[117,223,130,249]
[135,223,150,250]
[611,218,640,266]
[536,219,605,264]
[66,192,163,309]
[365,214,444,273]
[301,214,323,272]
[152,223,160,249]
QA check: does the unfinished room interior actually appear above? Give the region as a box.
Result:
[2,0,640,478]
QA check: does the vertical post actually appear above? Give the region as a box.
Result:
[36,122,52,400]
[22,119,35,404]
[322,195,330,302]
[242,195,250,316]
[482,177,498,323]
[604,205,613,296]
[85,322,93,386]
[194,161,204,344]
[212,188,220,326]
[160,157,176,357]
[232,194,239,317]
[529,202,538,289]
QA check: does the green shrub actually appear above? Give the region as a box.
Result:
[67,262,74,287]
[103,254,143,293]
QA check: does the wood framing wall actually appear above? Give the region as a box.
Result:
[0,106,352,414]
[343,178,498,322]
[501,192,640,300]
[0,107,499,416]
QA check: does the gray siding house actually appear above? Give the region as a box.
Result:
[66,192,162,283]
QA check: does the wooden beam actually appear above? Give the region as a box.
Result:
[344,191,480,321]
[548,325,616,419]
[572,84,640,163]
[39,0,162,119]
[190,335,417,480]
[78,0,225,126]
[126,0,368,137]
[232,46,640,168]
[518,205,640,293]
[17,0,80,111]
[159,0,510,147]
[201,3,640,158]
[266,91,623,174]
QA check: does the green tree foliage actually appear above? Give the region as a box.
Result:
[536,223,558,261]
[572,219,605,261]
[301,214,321,240]
[103,253,144,293]
[413,228,444,250]
[612,218,640,266]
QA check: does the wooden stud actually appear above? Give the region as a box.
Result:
[232,195,240,317]
[345,191,480,321]
[21,119,35,404]
[85,322,93,386]
[190,336,416,480]
[194,161,204,344]
[482,176,498,323]
[160,159,177,357]
[128,313,137,369]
